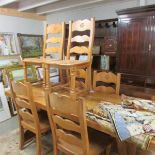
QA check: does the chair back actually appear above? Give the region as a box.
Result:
[45,91,89,155]
[66,18,95,62]
[11,81,40,133]
[93,71,121,95]
[43,22,65,60]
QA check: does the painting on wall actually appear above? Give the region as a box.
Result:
[0,33,17,56]
[17,33,43,59]
[100,55,110,70]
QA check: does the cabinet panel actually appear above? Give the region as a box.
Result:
[148,16,155,76]
[118,17,149,75]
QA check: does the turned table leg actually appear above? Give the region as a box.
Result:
[87,65,92,91]
[23,62,28,82]
[70,67,76,94]
[45,64,50,88]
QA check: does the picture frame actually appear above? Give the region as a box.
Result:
[0,32,17,56]
[92,46,100,55]
[0,82,11,122]
[37,67,59,80]
[17,33,43,59]
[6,65,38,83]
[100,55,110,70]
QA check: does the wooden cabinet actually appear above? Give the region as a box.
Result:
[117,5,155,88]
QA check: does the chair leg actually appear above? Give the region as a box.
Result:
[53,144,58,155]
[36,133,42,155]
[19,126,25,150]
[105,144,112,155]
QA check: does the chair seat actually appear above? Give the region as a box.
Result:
[58,128,113,155]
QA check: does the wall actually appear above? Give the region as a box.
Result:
[0,15,44,63]
[47,0,138,23]
[47,0,155,23]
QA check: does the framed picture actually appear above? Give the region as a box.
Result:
[17,33,43,59]
[100,55,110,70]
[37,67,59,80]
[0,32,17,56]
[6,65,38,82]
[92,46,100,55]
[0,82,11,122]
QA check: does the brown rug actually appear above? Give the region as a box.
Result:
[0,129,52,155]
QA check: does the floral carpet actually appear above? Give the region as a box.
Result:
[0,129,52,155]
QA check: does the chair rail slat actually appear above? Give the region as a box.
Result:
[71,35,90,43]
[54,115,80,133]
[56,129,82,147]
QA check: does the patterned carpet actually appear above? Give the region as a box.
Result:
[0,129,53,155]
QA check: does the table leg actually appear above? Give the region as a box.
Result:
[45,64,50,88]
[116,139,128,155]
[23,62,28,82]
[42,64,46,87]
[70,67,76,94]
[87,65,92,91]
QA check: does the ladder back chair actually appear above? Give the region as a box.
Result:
[93,71,121,95]
[23,22,65,86]
[66,18,95,90]
[45,91,113,155]
[11,81,50,155]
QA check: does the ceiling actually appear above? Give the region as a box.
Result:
[0,0,126,15]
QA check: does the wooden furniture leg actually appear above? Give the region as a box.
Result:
[19,126,24,150]
[70,67,76,94]
[36,133,41,155]
[45,64,50,88]
[23,62,28,82]
[87,65,92,91]
[116,139,128,155]
[42,64,46,87]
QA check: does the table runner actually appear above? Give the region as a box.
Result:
[86,98,155,150]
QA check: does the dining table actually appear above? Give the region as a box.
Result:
[5,85,155,155]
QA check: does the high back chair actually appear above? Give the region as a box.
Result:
[45,91,113,155]
[66,18,95,90]
[11,81,50,155]
[23,22,65,85]
[93,71,121,95]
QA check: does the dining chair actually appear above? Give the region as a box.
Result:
[93,70,121,95]
[45,90,113,155]
[11,81,50,155]
[23,22,65,86]
[66,18,95,90]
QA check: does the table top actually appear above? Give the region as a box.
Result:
[5,86,155,152]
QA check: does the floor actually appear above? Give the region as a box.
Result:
[0,115,18,136]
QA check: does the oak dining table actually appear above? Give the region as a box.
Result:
[5,85,155,155]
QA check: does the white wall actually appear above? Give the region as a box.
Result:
[0,15,44,55]
[47,0,138,23]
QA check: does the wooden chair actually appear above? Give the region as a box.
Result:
[93,71,121,95]
[11,81,50,155]
[66,18,95,90]
[23,22,65,86]
[45,90,113,155]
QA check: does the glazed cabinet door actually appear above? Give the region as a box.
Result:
[117,17,150,75]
